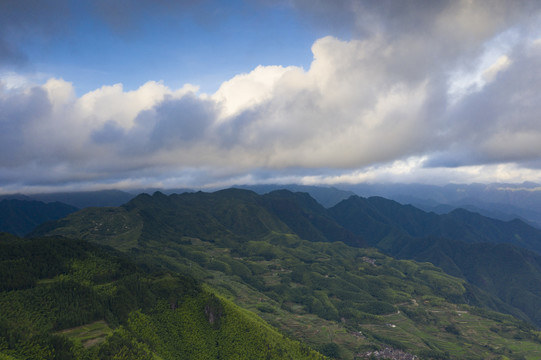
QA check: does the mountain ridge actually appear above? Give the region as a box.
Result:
[32,189,541,334]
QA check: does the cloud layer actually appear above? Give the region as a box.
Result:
[1,0,541,192]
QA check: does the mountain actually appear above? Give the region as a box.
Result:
[35,189,362,250]
[260,190,364,247]
[236,184,356,208]
[31,189,541,359]
[390,237,541,324]
[329,195,541,254]
[328,195,541,326]
[0,183,353,211]
[344,182,541,228]
[0,194,32,201]
[30,189,136,208]
[0,190,136,209]
[0,199,78,236]
[0,233,325,360]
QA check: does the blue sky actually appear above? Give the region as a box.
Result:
[1,0,541,193]
[7,0,326,94]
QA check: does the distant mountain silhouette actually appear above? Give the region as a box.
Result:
[0,199,78,236]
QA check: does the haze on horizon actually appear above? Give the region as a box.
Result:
[1,0,541,194]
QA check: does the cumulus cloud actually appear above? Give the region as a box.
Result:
[213,65,297,118]
[1,0,541,191]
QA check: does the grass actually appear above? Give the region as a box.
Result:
[56,320,112,348]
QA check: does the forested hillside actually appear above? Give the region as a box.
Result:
[0,233,324,360]
[328,195,541,327]
[329,195,541,253]
[30,189,541,359]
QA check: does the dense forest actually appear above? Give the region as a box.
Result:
[0,233,324,359]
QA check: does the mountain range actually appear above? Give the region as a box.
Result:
[8,187,540,359]
[343,182,541,229]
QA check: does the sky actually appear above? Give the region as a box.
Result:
[1,0,541,194]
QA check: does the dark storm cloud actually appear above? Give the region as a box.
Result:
[88,92,219,160]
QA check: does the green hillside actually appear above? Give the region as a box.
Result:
[0,234,324,360]
[388,237,541,326]
[328,195,541,327]
[30,189,541,359]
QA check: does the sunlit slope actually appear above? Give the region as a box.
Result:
[0,234,324,360]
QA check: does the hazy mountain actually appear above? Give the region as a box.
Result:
[0,199,78,236]
[0,194,32,201]
[236,184,356,208]
[0,184,353,210]
[29,189,136,208]
[329,195,541,254]
[343,182,541,228]
[127,187,195,196]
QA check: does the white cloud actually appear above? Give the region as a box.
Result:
[213,65,299,119]
[482,55,512,83]
[1,0,541,192]
[77,81,198,129]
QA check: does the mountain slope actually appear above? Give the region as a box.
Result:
[260,190,364,247]
[30,189,135,208]
[328,195,541,327]
[345,182,541,228]
[388,236,541,326]
[237,184,356,207]
[34,189,361,249]
[0,199,78,236]
[30,190,541,359]
[0,233,324,360]
[329,195,541,254]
